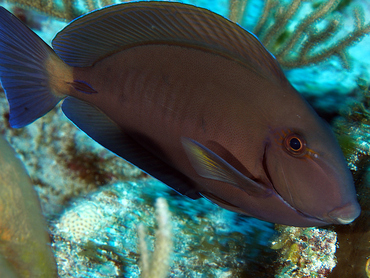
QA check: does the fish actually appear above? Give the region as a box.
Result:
[0,2,361,227]
[0,135,57,277]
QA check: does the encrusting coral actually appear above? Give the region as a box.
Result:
[271,226,337,277]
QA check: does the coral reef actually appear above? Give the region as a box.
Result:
[52,180,276,278]
[272,226,337,278]
[334,78,370,171]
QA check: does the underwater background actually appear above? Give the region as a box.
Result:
[0,0,370,277]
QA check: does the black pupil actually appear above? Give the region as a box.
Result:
[289,137,301,150]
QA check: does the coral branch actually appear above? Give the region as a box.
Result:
[138,198,172,278]
[229,0,249,24]
[252,0,370,68]
[261,0,302,52]
[5,0,117,20]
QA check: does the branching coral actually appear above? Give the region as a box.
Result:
[229,0,370,68]
[138,198,172,278]
[229,0,249,24]
[5,0,118,20]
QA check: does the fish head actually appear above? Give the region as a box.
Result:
[265,120,360,225]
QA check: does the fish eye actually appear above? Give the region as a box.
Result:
[284,133,306,156]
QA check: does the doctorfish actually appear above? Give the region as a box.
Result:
[0,2,361,227]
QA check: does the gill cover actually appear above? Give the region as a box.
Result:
[266,127,360,224]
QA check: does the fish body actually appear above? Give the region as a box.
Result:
[0,2,360,226]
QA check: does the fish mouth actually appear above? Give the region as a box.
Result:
[296,202,360,225]
[324,202,361,225]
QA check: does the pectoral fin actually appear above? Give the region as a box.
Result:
[181,137,271,197]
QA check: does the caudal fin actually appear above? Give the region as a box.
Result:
[0,7,71,128]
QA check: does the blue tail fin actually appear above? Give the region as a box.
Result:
[0,7,69,128]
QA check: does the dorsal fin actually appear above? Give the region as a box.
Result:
[52,2,287,84]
